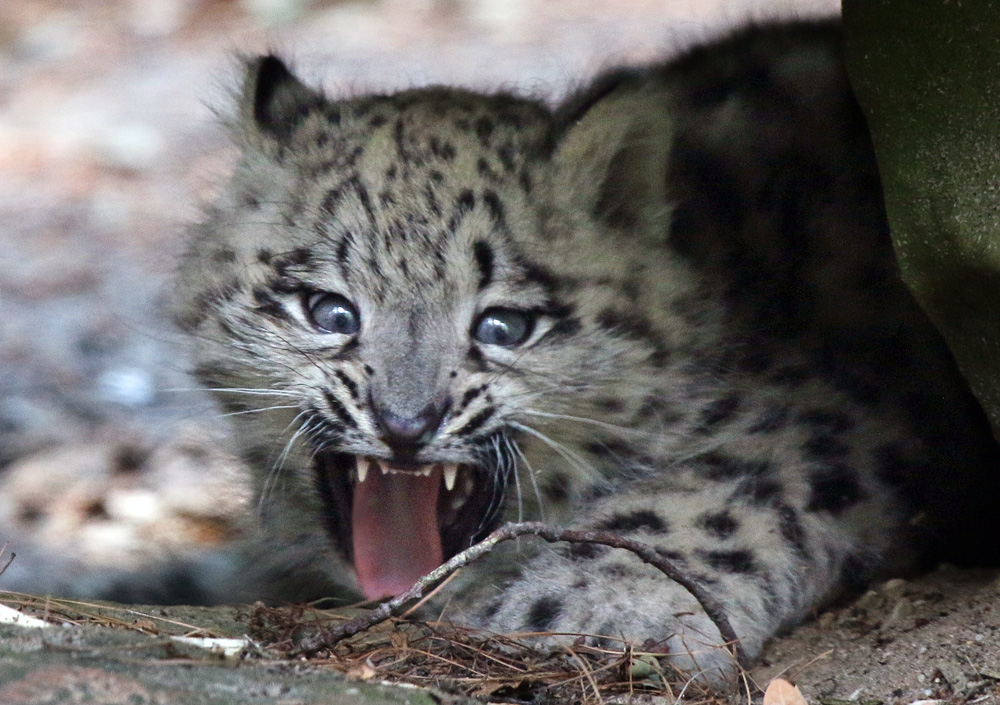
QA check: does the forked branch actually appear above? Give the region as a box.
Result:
[289,521,747,667]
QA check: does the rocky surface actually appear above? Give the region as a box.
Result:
[0,617,463,705]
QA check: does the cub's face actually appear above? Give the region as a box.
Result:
[176,57,674,599]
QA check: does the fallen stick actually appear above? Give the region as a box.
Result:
[0,544,14,579]
[288,521,747,667]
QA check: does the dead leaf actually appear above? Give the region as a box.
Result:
[346,663,377,680]
[764,677,808,705]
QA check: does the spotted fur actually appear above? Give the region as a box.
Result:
[176,21,1000,684]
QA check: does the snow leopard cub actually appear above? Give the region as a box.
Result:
[176,20,1000,683]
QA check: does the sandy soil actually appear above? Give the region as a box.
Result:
[3,2,999,703]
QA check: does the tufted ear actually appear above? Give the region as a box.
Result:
[238,55,327,144]
[553,81,674,235]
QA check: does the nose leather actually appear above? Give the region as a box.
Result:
[374,401,447,455]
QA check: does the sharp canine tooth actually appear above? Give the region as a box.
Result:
[374,458,387,475]
[356,456,368,484]
[443,463,458,491]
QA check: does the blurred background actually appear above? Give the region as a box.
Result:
[0,0,837,598]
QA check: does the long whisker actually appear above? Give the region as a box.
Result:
[161,387,299,398]
[474,435,514,539]
[506,436,524,524]
[520,409,652,438]
[267,329,334,380]
[258,409,310,515]
[510,438,546,522]
[220,404,299,418]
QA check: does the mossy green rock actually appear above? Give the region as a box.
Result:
[843,1,1000,437]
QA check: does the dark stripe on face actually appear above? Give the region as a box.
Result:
[447,190,476,232]
[322,389,357,428]
[251,287,289,320]
[466,346,488,371]
[351,177,376,225]
[331,337,360,361]
[537,317,581,343]
[321,184,345,215]
[473,240,494,290]
[333,370,359,400]
[482,189,506,229]
[514,257,557,292]
[456,384,486,414]
[455,406,495,437]
[424,183,442,217]
[321,176,375,226]
[265,276,303,294]
[336,231,354,264]
[285,247,313,266]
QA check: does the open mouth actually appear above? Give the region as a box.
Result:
[314,452,503,600]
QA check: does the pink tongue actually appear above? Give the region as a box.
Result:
[352,465,443,600]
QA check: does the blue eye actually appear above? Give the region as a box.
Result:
[306,293,360,335]
[473,308,534,347]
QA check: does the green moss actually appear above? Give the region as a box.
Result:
[844,1,1000,436]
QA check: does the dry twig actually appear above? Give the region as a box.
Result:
[0,544,14,579]
[289,521,747,666]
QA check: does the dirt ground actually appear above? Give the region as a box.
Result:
[2,1,999,703]
[753,568,1000,704]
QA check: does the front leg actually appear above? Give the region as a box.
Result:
[471,466,898,684]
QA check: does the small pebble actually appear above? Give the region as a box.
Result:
[885,598,914,625]
[855,589,881,610]
[881,577,907,600]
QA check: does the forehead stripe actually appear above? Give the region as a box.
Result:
[473,240,495,291]
[321,176,375,226]
[481,189,507,230]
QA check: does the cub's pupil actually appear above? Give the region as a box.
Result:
[307,293,360,335]
[475,309,532,347]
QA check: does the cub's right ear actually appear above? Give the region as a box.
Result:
[552,79,673,237]
[238,55,326,144]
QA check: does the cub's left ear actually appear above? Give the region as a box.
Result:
[238,55,327,144]
[553,80,674,234]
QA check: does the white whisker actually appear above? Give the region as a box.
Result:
[506,436,524,524]
[521,409,650,437]
[161,387,299,398]
[258,410,310,515]
[511,439,546,522]
[220,404,299,418]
